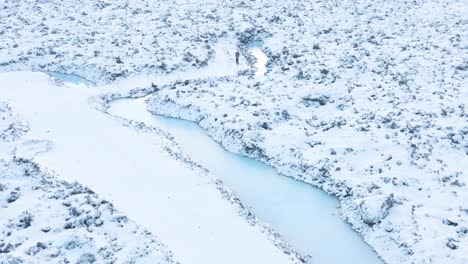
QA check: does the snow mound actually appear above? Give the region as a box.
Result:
[0,158,177,264]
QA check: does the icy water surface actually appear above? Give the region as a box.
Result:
[108,96,384,264]
[47,72,96,87]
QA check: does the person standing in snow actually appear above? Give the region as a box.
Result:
[235,51,240,65]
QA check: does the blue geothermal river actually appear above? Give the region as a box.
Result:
[108,96,384,264]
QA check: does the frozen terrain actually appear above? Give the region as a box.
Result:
[0,159,177,264]
[0,101,177,264]
[1,0,467,263]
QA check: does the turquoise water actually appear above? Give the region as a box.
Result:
[108,97,384,264]
[47,72,96,87]
[246,40,264,48]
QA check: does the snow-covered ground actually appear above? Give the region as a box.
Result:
[1,0,467,263]
[0,158,177,264]
[0,101,177,264]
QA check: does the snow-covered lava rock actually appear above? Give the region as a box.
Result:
[1,0,467,263]
[0,158,177,264]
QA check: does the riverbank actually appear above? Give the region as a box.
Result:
[0,71,304,264]
[0,100,177,263]
[0,158,177,264]
[107,95,382,264]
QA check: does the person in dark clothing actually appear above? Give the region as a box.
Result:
[235,51,240,65]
